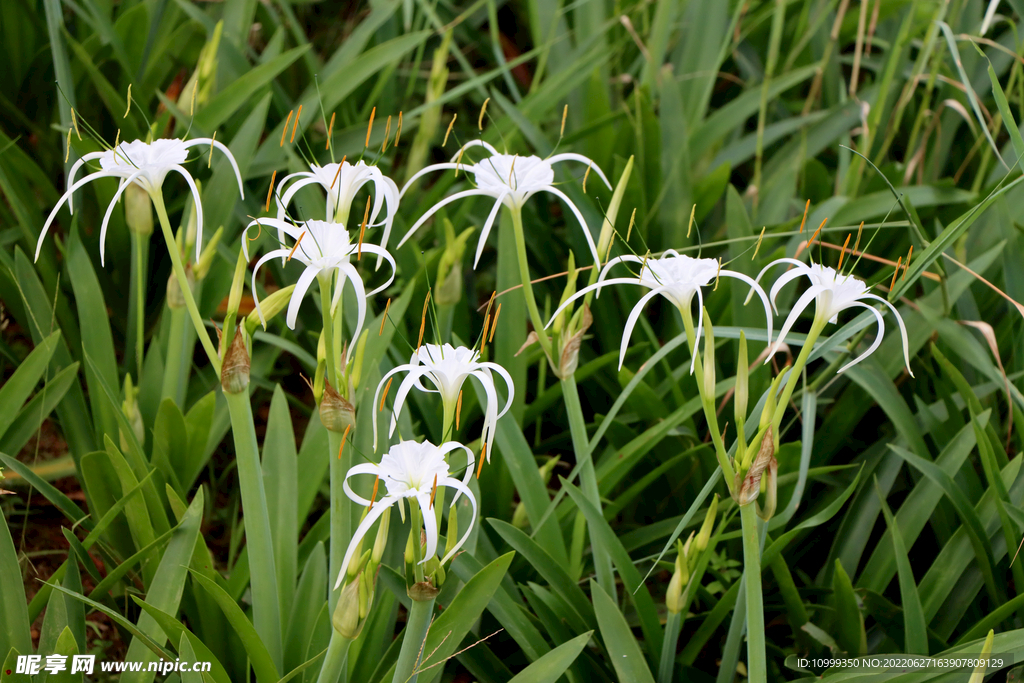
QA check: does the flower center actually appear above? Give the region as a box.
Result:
[380,442,451,495]
[471,154,554,197]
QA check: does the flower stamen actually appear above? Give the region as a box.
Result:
[365,106,376,148]
[443,113,457,147]
[808,217,827,248]
[338,424,352,459]
[477,444,487,479]
[190,81,198,117]
[837,233,851,272]
[478,97,490,130]
[380,377,393,411]
[208,131,216,167]
[753,226,766,260]
[329,156,347,190]
[382,115,392,153]
[456,390,463,430]
[380,298,391,335]
[903,245,913,280]
[560,104,568,137]
[686,204,695,238]
[368,475,380,510]
[290,104,302,144]
[489,303,501,343]
[65,129,71,163]
[287,231,306,262]
[265,170,277,213]
[626,208,636,242]
[481,312,491,353]
[429,474,438,509]
[799,198,810,233]
[280,110,293,147]
[395,112,403,147]
[714,257,722,291]
[358,197,370,259]
[326,112,336,150]
[70,108,81,140]
[247,218,263,244]
[417,291,432,349]
[582,164,592,193]
[124,84,132,119]
[890,256,903,290]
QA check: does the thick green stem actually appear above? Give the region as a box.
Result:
[680,308,734,485]
[658,610,683,683]
[153,193,220,373]
[392,597,435,683]
[160,307,187,405]
[319,272,339,385]
[328,428,350,610]
[315,631,353,683]
[561,376,614,596]
[509,207,553,360]
[740,503,766,683]
[771,315,826,441]
[129,230,148,379]
[224,390,283,672]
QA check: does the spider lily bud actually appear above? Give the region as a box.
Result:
[556,303,592,380]
[701,308,716,402]
[313,331,327,404]
[124,184,153,236]
[347,329,369,393]
[435,219,473,306]
[221,329,250,394]
[406,29,452,177]
[370,507,390,569]
[178,20,222,115]
[553,252,578,336]
[408,580,440,602]
[194,226,223,281]
[320,379,356,433]
[695,494,718,555]
[244,285,296,336]
[221,246,247,355]
[120,374,145,451]
[332,574,368,639]
[166,265,195,310]
[735,332,749,441]
[666,539,689,614]
[594,156,633,262]
[736,428,775,506]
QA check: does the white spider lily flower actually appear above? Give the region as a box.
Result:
[753,259,912,375]
[243,217,396,331]
[396,140,611,267]
[546,250,773,372]
[36,138,243,264]
[335,439,476,588]
[274,160,399,269]
[373,343,514,456]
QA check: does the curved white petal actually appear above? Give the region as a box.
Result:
[416,493,439,564]
[356,244,397,296]
[437,441,476,488]
[478,361,515,421]
[545,278,645,328]
[340,263,368,348]
[169,165,204,261]
[597,255,645,286]
[542,186,601,266]
[342,463,383,507]
[183,137,244,198]
[276,176,322,219]
[249,249,293,326]
[471,369,500,456]
[99,171,145,266]
[768,284,825,362]
[473,190,508,268]
[835,302,886,374]
[861,293,914,376]
[719,269,774,345]
[373,364,419,450]
[747,257,808,305]
[438,478,477,565]
[66,151,108,212]
[386,371,427,441]
[547,153,612,189]
[767,266,811,313]
[691,285,705,375]
[335,496,394,588]
[399,163,462,198]
[449,139,500,161]
[285,266,319,329]
[36,169,124,261]
[620,286,669,370]
[395,189,492,249]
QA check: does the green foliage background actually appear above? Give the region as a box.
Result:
[3,0,1024,681]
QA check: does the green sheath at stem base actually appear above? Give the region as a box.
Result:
[392,597,435,683]
[740,503,766,683]
[315,631,353,683]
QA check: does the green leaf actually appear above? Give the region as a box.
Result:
[193,45,310,134]
[45,626,80,683]
[128,600,232,683]
[506,632,592,683]
[561,479,662,666]
[285,543,326,673]
[263,385,298,637]
[151,399,188,496]
[0,511,31,660]
[875,481,928,655]
[0,361,79,456]
[488,520,595,630]
[0,451,91,530]
[120,488,204,683]
[190,571,280,683]
[591,581,656,683]
[178,633,204,683]
[832,559,866,656]
[182,391,216,491]
[0,330,60,442]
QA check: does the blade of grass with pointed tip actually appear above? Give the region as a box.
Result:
[0,329,59,441]
[875,480,928,655]
[591,581,656,683]
[506,632,591,683]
